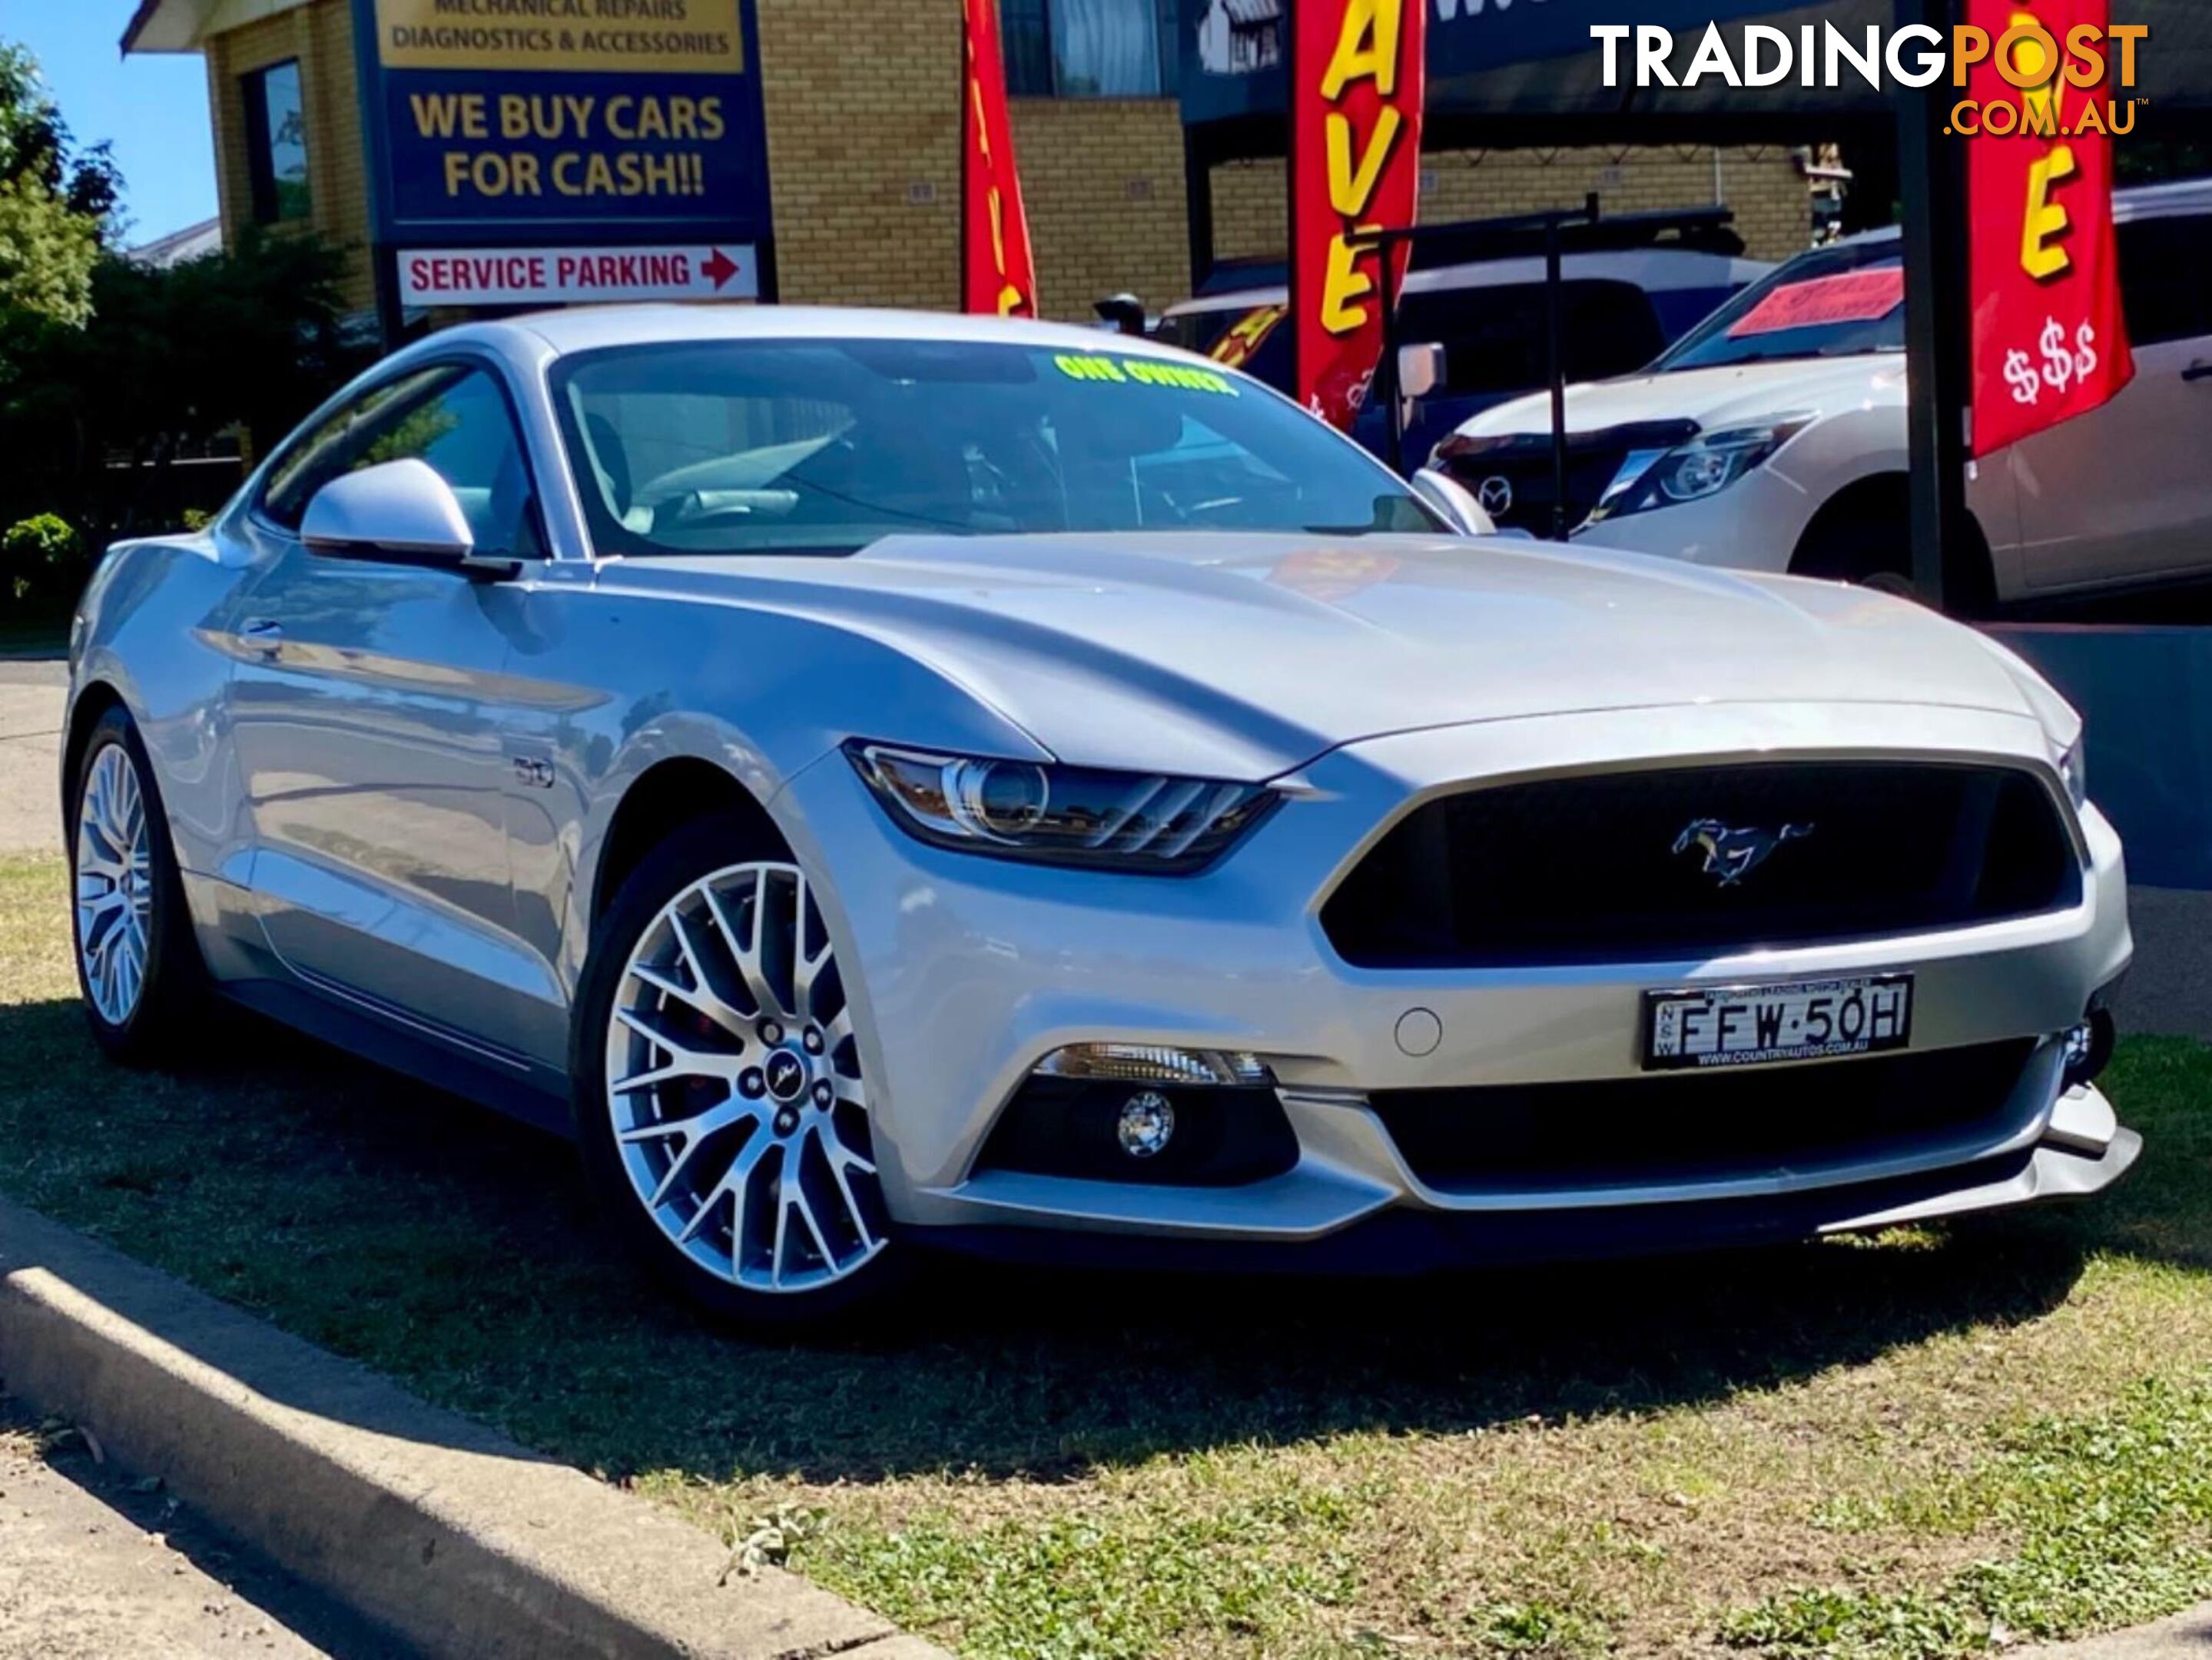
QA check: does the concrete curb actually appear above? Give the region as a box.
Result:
[0,1194,946,1660]
[2022,1605,2212,1658]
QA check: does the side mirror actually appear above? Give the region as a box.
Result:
[301,459,512,576]
[1094,292,1148,337]
[1397,342,1446,401]
[1409,466,1497,539]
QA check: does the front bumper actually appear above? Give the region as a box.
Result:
[917,1121,2141,1274]
[776,700,2134,1261]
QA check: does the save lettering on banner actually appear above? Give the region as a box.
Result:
[960,0,1038,317]
[1965,0,2134,456]
[1288,0,1425,430]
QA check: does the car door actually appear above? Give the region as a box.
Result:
[2012,209,2212,591]
[224,358,555,1060]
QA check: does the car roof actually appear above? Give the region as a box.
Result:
[436,304,1182,360]
[1826,175,2212,251]
[1162,246,1768,320]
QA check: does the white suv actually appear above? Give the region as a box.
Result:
[1435,178,2212,608]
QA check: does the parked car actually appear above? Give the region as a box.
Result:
[66,306,2133,1323]
[1158,232,1772,469]
[1434,178,2212,605]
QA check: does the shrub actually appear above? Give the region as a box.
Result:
[3,512,83,603]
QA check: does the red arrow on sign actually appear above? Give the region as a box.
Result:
[703,248,741,291]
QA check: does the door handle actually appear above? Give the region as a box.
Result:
[2184,361,2212,383]
[240,618,283,658]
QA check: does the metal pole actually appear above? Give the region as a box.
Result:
[1378,233,1404,476]
[1183,130,1215,294]
[1898,0,1965,609]
[1545,216,1569,540]
[373,246,404,357]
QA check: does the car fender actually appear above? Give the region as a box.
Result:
[536,587,1053,1002]
[67,532,253,885]
[1761,400,1912,566]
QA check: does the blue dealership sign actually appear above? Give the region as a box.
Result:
[351,0,772,247]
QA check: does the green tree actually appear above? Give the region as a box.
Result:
[0,41,118,330]
[2,231,365,541]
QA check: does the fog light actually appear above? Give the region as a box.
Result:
[1116,1091,1176,1159]
[2063,1008,2117,1089]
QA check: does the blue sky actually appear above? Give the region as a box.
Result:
[0,0,217,244]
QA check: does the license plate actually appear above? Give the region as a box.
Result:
[1642,975,1913,1071]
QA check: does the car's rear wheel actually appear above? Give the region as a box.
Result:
[69,707,204,1063]
[572,818,901,1324]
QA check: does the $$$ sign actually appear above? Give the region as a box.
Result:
[2004,318,2104,407]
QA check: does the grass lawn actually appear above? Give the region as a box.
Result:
[2,849,2209,1658]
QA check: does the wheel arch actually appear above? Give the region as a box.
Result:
[588,756,791,928]
[1788,471,1998,615]
[59,680,131,825]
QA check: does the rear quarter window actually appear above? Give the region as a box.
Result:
[2118,214,2212,346]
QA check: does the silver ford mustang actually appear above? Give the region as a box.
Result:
[65,306,2137,1323]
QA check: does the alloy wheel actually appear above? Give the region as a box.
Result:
[75,742,154,1028]
[604,862,887,1293]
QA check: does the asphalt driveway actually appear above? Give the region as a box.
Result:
[0,661,65,858]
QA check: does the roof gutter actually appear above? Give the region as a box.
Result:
[125,0,308,55]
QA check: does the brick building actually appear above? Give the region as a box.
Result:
[122,0,1819,334]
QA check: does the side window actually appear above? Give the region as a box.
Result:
[261,366,543,556]
[366,371,542,556]
[1397,281,1667,399]
[2118,215,2212,347]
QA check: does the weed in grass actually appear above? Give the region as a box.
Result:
[1723,1377,2212,1655]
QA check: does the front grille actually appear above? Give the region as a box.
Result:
[1323,762,2080,969]
[1369,1040,2038,1194]
[1435,420,1696,535]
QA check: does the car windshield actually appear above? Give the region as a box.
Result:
[1654,240,1904,373]
[551,337,1439,557]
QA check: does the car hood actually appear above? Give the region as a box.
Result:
[609,533,2048,779]
[1450,354,1907,443]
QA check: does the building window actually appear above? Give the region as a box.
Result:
[243,60,310,224]
[1004,0,1177,97]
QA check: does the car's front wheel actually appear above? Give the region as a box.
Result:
[572,818,901,1325]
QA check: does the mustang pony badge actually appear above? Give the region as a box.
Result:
[1673,818,1816,887]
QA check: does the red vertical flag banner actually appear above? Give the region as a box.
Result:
[961,0,1038,317]
[1965,0,2133,457]
[1289,0,1426,430]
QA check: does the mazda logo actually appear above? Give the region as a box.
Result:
[765,1051,807,1101]
[1477,476,1515,516]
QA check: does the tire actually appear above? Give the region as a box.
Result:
[1791,491,1997,617]
[68,706,207,1064]
[1793,503,1916,594]
[571,815,905,1326]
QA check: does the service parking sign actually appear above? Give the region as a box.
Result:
[398,243,759,306]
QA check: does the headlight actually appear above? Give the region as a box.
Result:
[2058,736,2088,812]
[1590,414,1815,521]
[846,742,1280,874]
